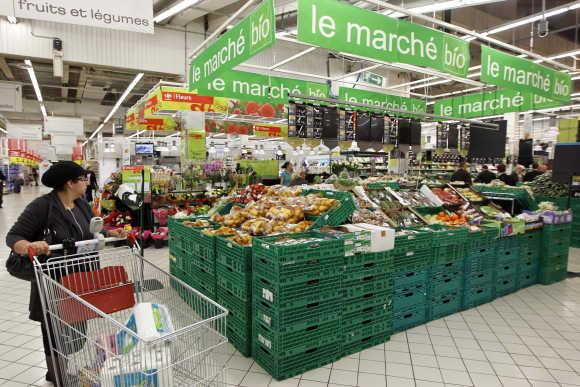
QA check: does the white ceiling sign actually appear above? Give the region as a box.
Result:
[0,0,153,34]
[0,83,22,112]
[6,122,42,140]
[44,116,84,137]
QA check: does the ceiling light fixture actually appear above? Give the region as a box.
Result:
[85,73,144,143]
[0,127,7,134]
[154,0,202,23]
[382,0,506,18]
[7,16,17,24]
[24,59,47,119]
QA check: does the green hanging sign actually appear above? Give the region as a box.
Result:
[197,70,330,104]
[338,87,427,114]
[481,46,572,102]
[297,0,470,77]
[433,89,561,119]
[188,0,275,91]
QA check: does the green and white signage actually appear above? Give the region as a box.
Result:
[338,87,427,114]
[433,89,561,119]
[297,0,470,77]
[189,0,275,91]
[481,46,572,102]
[198,70,330,104]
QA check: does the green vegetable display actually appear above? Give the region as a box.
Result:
[526,172,569,197]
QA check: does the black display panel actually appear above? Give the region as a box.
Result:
[410,119,421,146]
[322,106,338,139]
[356,111,371,141]
[370,114,385,142]
[552,143,580,184]
[448,124,459,149]
[518,139,534,167]
[468,120,507,159]
[397,118,412,145]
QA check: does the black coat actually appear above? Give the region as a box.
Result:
[450,169,472,185]
[476,170,496,184]
[6,191,93,321]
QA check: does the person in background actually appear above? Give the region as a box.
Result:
[497,164,517,186]
[85,166,98,203]
[514,164,526,183]
[31,168,39,186]
[13,173,24,193]
[476,165,496,184]
[523,162,545,182]
[280,161,293,187]
[0,169,5,208]
[6,161,126,383]
[290,169,308,186]
[450,162,472,185]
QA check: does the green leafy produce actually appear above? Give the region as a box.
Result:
[527,172,569,197]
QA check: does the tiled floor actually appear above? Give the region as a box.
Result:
[1,187,580,386]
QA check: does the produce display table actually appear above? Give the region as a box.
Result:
[168,211,573,381]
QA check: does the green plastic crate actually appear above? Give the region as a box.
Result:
[392,303,427,332]
[394,280,428,309]
[463,284,494,308]
[394,267,429,288]
[393,249,433,271]
[542,239,570,259]
[216,263,251,301]
[543,224,572,246]
[394,230,433,254]
[345,251,392,268]
[539,267,567,284]
[430,226,469,248]
[428,289,463,320]
[253,341,340,381]
[340,331,391,358]
[497,235,521,251]
[494,275,517,297]
[253,297,342,333]
[227,309,252,357]
[496,247,520,265]
[519,230,542,252]
[254,255,343,287]
[343,273,393,300]
[254,318,340,358]
[342,261,393,283]
[216,236,252,274]
[217,287,251,324]
[495,260,519,278]
[253,231,344,272]
[301,189,357,227]
[254,273,342,311]
[518,269,538,289]
[342,315,391,345]
[467,225,499,250]
[342,290,392,315]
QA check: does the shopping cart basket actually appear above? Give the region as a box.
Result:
[31,237,229,387]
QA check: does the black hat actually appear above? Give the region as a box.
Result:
[41,161,86,189]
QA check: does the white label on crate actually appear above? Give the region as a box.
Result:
[258,334,272,349]
[406,251,415,257]
[262,289,274,302]
[261,314,272,326]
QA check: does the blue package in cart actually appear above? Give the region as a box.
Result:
[116,303,174,355]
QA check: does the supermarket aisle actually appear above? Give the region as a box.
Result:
[0,190,580,386]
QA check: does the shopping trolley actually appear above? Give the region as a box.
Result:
[30,224,229,387]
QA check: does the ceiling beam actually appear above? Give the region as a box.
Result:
[0,56,15,80]
[61,64,70,100]
[76,67,88,101]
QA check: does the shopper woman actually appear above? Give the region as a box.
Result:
[5,161,126,383]
[280,161,293,186]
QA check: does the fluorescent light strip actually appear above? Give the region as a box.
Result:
[269,47,317,70]
[154,0,202,23]
[382,0,507,18]
[24,59,47,119]
[7,16,17,24]
[0,127,7,134]
[86,72,143,142]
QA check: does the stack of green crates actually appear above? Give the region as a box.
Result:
[571,199,580,248]
[251,232,345,380]
[518,230,542,288]
[427,226,467,319]
[540,223,572,284]
[392,230,433,332]
[463,227,497,308]
[215,236,253,356]
[341,251,393,357]
[494,236,520,297]
[168,218,218,312]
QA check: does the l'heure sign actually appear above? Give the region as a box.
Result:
[297,0,471,78]
[0,0,153,33]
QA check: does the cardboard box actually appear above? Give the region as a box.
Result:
[352,223,395,252]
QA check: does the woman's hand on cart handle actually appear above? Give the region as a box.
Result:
[27,241,50,261]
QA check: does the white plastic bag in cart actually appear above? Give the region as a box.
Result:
[98,303,175,386]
